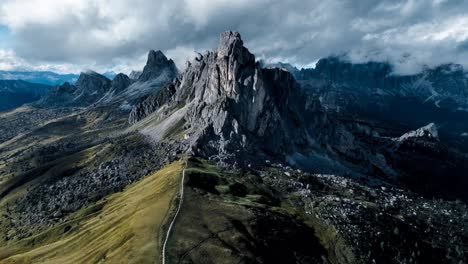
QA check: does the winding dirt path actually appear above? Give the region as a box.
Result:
[162,160,187,264]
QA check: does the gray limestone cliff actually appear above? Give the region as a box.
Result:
[130,32,319,161]
[138,50,177,82]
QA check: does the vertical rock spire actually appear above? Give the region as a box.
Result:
[138,50,178,82]
[217,31,255,65]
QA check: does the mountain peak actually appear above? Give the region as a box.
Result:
[398,123,439,142]
[218,31,242,55]
[217,31,255,66]
[131,31,309,161]
[111,73,132,93]
[81,70,104,77]
[139,50,177,82]
[147,50,168,65]
[76,71,110,88]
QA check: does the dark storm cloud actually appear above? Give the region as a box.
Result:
[1,0,468,74]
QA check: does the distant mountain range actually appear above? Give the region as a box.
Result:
[38,51,176,108]
[268,58,468,112]
[0,80,52,112]
[267,58,468,152]
[0,32,467,264]
[0,71,117,111]
[0,71,117,86]
[0,71,79,86]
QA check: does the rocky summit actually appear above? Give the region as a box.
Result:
[131,31,314,162]
[0,31,467,264]
[138,50,178,82]
[38,71,112,107]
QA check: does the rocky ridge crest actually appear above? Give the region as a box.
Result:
[131,31,313,161]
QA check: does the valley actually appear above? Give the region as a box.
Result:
[0,31,466,263]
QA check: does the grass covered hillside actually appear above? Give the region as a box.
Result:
[0,160,184,264]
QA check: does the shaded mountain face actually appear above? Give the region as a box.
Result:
[131,32,314,161]
[131,33,396,178]
[129,32,468,202]
[110,73,132,94]
[376,123,468,200]
[0,80,52,111]
[37,50,177,109]
[1,31,467,264]
[296,57,468,152]
[297,57,468,110]
[97,50,178,110]
[138,50,177,82]
[129,70,142,80]
[38,71,112,107]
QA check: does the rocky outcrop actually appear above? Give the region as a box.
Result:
[397,123,439,142]
[39,71,111,107]
[138,50,177,82]
[112,50,178,106]
[129,70,142,80]
[131,32,468,195]
[111,73,133,94]
[133,31,312,160]
[95,73,134,104]
[128,81,177,124]
[298,57,468,112]
[264,62,300,78]
[296,57,468,153]
[37,50,179,109]
[37,50,178,109]
[74,71,111,96]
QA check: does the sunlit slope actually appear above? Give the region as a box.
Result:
[0,160,183,264]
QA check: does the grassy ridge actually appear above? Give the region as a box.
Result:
[167,158,353,264]
[0,160,184,264]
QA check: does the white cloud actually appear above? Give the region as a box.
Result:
[0,48,83,73]
[165,46,197,70]
[0,0,90,29]
[0,0,467,75]
[0,49,25,70]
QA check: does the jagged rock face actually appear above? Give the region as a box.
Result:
[54,82,76,94]
[39,71,111,107]
[111,73,133,94]
[131,32,398,177]
[297,57,468,152]
[387,134,468,201]
[264,62,300,77]
[130,32,313,160]
[116,51,178,106]
[75,71,111,96]
[297,57,468,111]
[138,50,177,82]
[128,82,177,124]
[168,31,309,157]
[397,123,439,142]
[38,51,177,109]
[129,70,142,80]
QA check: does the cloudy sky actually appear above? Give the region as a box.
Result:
[0,0,468,75]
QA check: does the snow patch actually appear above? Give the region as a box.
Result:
[397,123,438,141]
[119,101,132,111]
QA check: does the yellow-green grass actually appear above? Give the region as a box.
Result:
[0,160,184,264]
